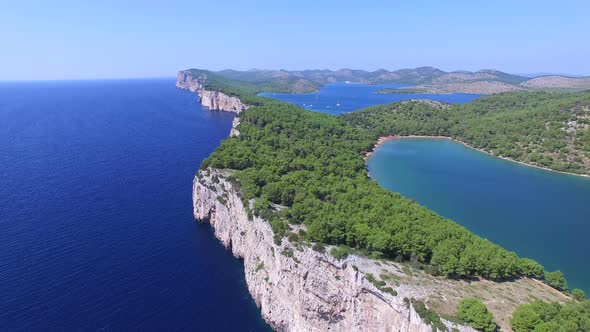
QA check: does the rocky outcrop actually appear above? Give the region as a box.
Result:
[176,70,249,113]
[229,117,240,137]
[193,169,475,332]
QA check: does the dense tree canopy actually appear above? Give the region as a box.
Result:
[544,270,568,291]
[511,299,590,332]
[572,289,586,302]
[202,97,548,280]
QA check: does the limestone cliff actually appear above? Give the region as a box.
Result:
[229,117,240,137]
[176,70,249,113]
[193,169,474,332]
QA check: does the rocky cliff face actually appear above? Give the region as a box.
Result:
[229,117,240,137]
[176,70,249,113]
[193,169,474,332]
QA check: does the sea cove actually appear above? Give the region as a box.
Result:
[367,138,590,293]
[259,82,482,115]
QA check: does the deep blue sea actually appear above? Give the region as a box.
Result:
[0,79,270,330]
[367,138,590,293]
[259,82,482,115]
[3,79,585,330]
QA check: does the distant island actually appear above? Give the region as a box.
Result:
[376,72,590,95]
[178,69,589,332]
[180,67,590,95]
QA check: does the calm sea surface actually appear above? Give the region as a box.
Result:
[0,79,270,330]
[259,82,481,115]
[367,138,590,293]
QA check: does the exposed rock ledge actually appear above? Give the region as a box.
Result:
[193,169,475,332]
[176,70,249,113]
[229,117,240,137]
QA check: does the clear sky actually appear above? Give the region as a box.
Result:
[1,0,589,80]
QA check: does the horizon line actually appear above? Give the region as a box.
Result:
[0,76,177,83]
[2,67,590,82]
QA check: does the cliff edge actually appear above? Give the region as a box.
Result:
[176,70,249,113]
[193,169,474,332]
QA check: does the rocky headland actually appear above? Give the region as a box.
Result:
[193,168,567,331]
[193,168,477,332]
[184,72,572,331]
[176,70,249,113]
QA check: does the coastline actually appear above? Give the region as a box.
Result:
[194,168,570,332]
[181,72,578,331]
[365,135,590,179]
[193,168,476,332]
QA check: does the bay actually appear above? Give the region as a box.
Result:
[367,138,590,293]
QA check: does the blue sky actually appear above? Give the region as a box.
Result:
[1,0,589,80]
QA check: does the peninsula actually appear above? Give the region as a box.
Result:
[178,69,590,331]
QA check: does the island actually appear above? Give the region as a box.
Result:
[178,67,590,95]
[177,69,590,332]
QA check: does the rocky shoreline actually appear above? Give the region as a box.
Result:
[193,168,474,332]
[176,70,249,113]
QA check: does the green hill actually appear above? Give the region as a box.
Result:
[344,91,590,175]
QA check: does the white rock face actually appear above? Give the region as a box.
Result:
[229,117,240,137]
[176,70,249,113]
[193,169,475,332]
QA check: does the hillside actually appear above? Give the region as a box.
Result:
[521,76,590,90]
[194,67,590,94]
[378,81,525,94]
[343,92,590,175]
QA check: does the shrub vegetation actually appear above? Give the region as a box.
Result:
[455,298,496,332]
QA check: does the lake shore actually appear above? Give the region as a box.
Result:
[365,135,590,179]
